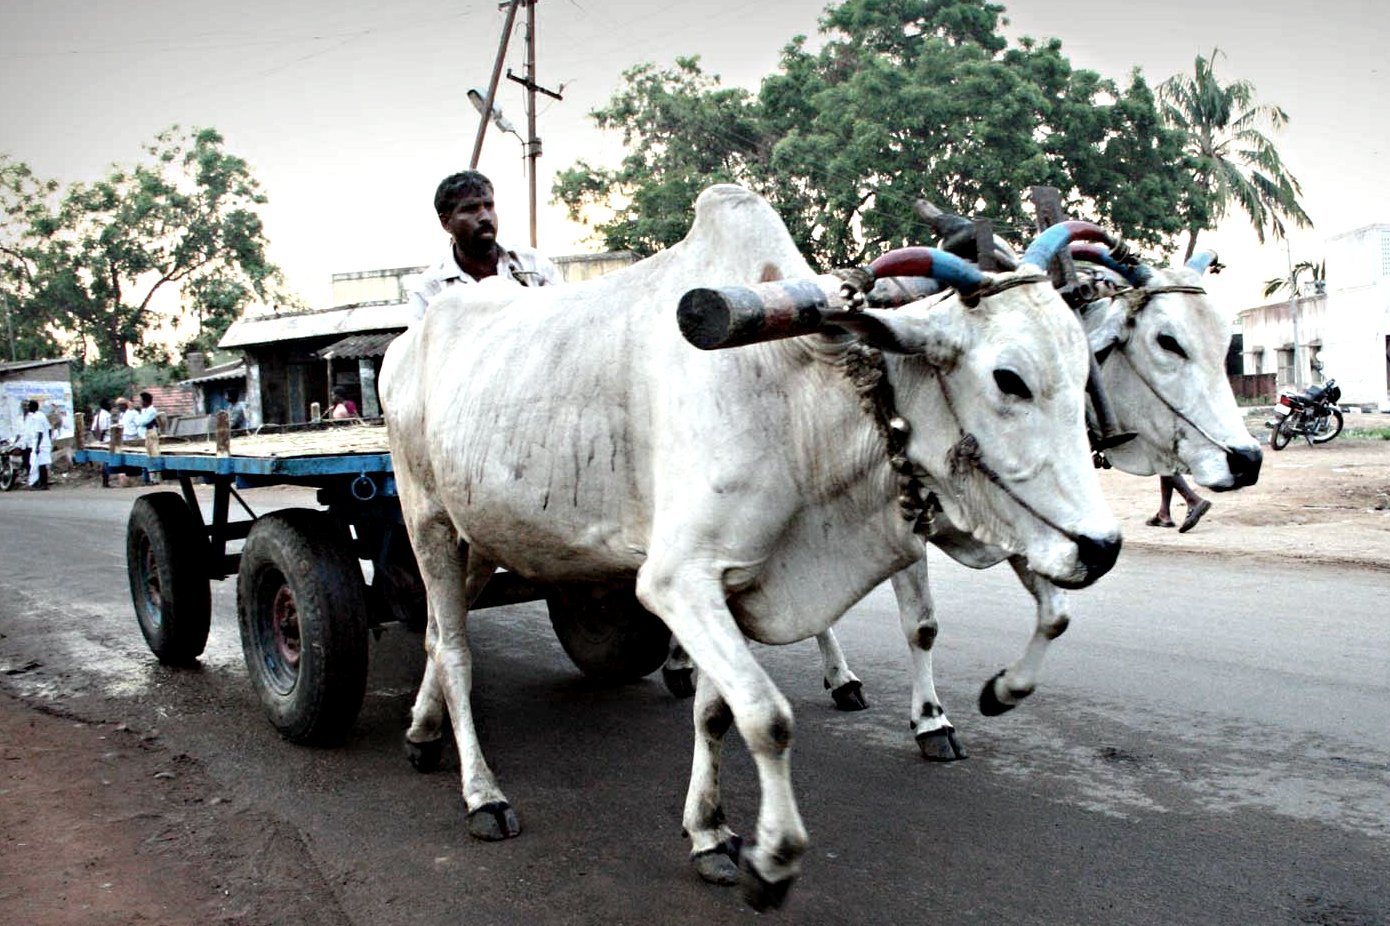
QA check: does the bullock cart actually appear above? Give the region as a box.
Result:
[73,420,672,745]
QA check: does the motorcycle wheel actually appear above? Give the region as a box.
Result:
[1309,409,1344,444]
[0,461,15,492]
[1269,414,1297,451]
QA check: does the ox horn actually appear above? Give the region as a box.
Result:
[1068,242,1154,287]
[1186,250,1223,275]
[1022,221,1142,278]
[867,247,986,296]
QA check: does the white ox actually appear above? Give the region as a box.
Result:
[378,184,1119,907]
[718,238,1265,760]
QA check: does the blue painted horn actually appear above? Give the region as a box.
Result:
[866,247,986,296]
[1021,220,1144,280]
[1069,243,1154,287]
[1185,250,1222,275]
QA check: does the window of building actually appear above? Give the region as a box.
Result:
[1277,348,1295,388]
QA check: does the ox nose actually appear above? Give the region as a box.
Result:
[1219,446,1263,490]
[1071,531,1122,586]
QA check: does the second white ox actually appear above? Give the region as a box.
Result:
[379,184,1119,907]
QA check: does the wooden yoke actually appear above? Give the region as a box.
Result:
[678,274,943,351]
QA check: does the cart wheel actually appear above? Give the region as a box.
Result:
[126,492,211,665]
[546,585,671,683]
[237,509,368,745]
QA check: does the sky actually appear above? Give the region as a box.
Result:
[1,0,1386,321]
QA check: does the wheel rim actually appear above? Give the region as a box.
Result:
[136,534,163,630]
[258,571,301,695]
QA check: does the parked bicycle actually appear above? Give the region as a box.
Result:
[1267,378,1344,450]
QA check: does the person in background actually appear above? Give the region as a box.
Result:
[406,169,560,319]
[116,397,139,440]
[132,391,159,486]
[329,389,359,420]
[91,398,113,487]
[1147,473,1212,533]
[225,389,249,430]
[22,400,51,490]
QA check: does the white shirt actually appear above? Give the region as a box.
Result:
[91,408,112,440]
[408,243,561,319]
[133,405,159,438]
[118,407,141,440]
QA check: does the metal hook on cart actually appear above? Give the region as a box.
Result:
[351,473,378,501]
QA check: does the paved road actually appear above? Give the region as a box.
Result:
[2,485,1388,925]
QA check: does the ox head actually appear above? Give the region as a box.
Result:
[835,227,1122,589]
[1069,244,1263,490]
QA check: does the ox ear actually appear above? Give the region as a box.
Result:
[1080,297,1129,357]
[831,307,964,368]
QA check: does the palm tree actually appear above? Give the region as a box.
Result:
[1160,49,1312,261]
[1262,259,1326,299]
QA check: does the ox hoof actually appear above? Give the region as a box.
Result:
[405,736,444,773]
[692,835,743,886]
[467,801,521,841]
[663,665,696,699]
[829,679,869,712]
[915,727,967,761]
[978,670,1024,717]
[739,854,794,911]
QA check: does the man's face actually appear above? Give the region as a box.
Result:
[440,189,498,259]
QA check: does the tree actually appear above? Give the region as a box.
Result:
[0,156,64,361]
[1262,259,1325,299]
[1159,49,1312,260]
[555,0,1198,270]
[1,126,288,367]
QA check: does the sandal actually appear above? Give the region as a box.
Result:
[1179,498,1211,533]
[1145,516,1176,528]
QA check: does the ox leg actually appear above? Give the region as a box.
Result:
[662,640,697,699]
[814,630,868,711]
[636,566,805,911]
[979,557,1070,717]
[891,563,966,761]
[403,520,517,840]
[684,670,743,886]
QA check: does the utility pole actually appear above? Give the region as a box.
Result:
[470,1,562,248]
[507,0,563,248]
[470,0,523,171]
[1286,239,1304,389]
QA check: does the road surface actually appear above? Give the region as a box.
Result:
[1,484,1387,925]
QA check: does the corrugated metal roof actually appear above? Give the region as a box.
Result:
[180,359,246,386]
[219,302,414,349]
[315,332,401,360]
[0,357,76,374]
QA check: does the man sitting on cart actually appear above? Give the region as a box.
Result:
[407,170,561,319]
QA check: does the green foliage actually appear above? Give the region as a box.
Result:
[1262,259,1325,299]
[1,127,290,368]
[73,362,137,416]
[1159,49,1312,259]
[554,0,1199,270]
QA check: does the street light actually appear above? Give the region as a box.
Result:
[467,87,521,139]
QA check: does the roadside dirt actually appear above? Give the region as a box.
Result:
[2,424,1387,925]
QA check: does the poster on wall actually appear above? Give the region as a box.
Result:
[1,380,76,442]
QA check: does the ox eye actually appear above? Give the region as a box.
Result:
[993,369,1033,401]
[1157,333,1188,359]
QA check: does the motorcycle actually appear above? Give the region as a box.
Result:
[1267,378,1344,450]
[0,438,26,491]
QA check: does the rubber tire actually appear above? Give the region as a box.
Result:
[0,460,16,491]
[1309,409,1344,444]
[126,492,212,665]
[1269,414,1297,451]
[546,585,671,683]
[237,509,369,745]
